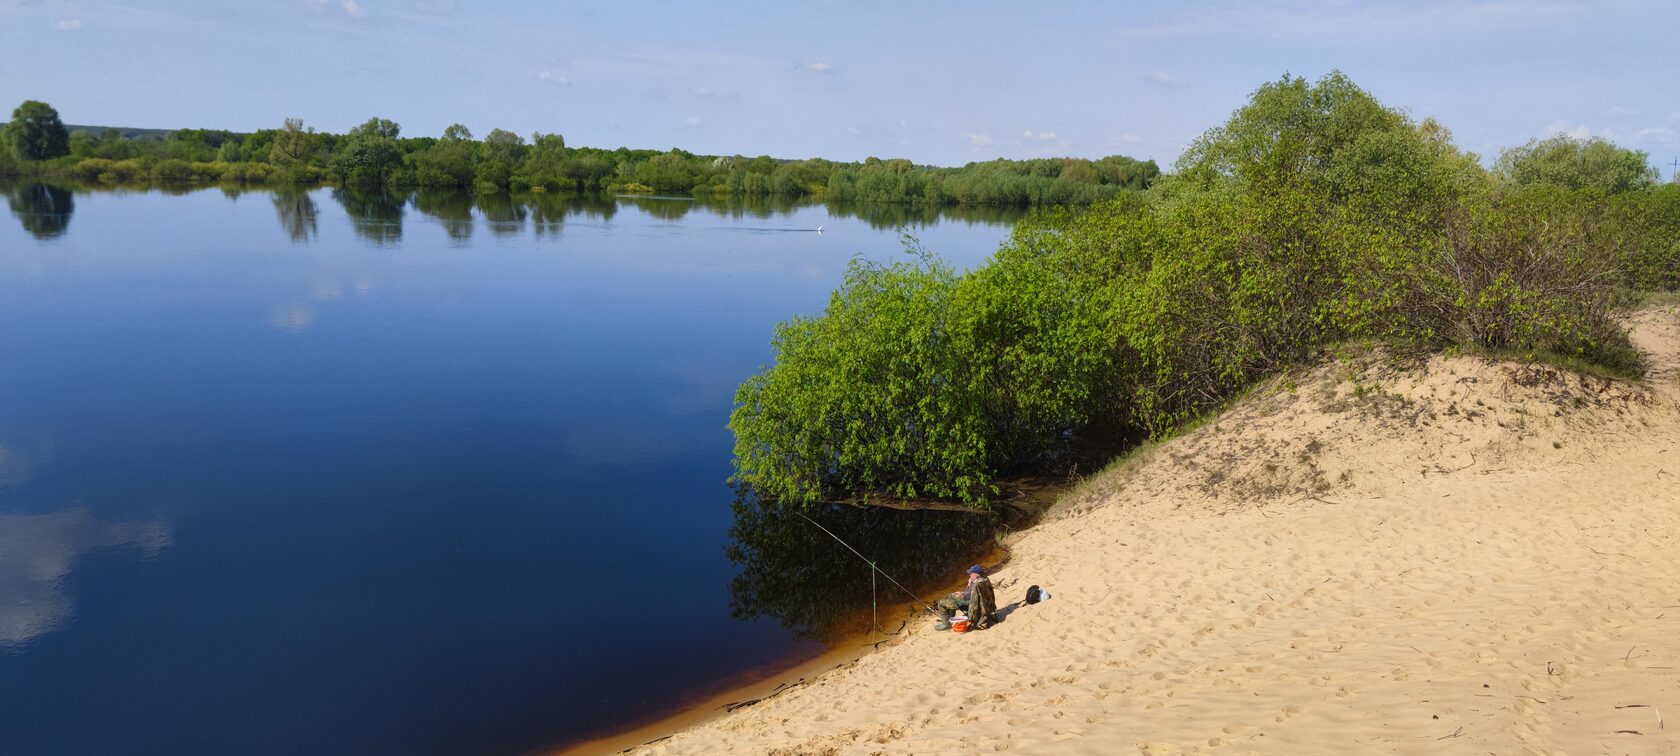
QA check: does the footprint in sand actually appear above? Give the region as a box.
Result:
[1275,704,1305,723]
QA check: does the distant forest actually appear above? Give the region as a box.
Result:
[0,101,1160,207]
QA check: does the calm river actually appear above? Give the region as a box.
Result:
[0,181,1018,755]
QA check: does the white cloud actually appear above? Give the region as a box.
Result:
[341,0,366,18]
[1635,127,1678,145]
[1110,133,1141,146]
[805,59,835,73]
[968,133,994,147]
[1021,129,1059,141]
[1147,71,1186,88]
[1543,120,1592,140]
[537,70,570,85]
[684,115,702,126]
[1541,123,1622,142]
[52,19,82,31]
[1608,106,1640,117]
[847,126,863,136]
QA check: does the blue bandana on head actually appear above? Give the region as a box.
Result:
[967,565,985,576]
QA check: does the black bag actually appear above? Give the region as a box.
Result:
[1025,585,1043,605]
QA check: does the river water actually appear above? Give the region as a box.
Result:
[0,182,1018,755]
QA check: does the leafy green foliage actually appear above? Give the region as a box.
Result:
[474,128,525,192]
[4,101,70,161]
[1,100,1155,207]
[730,248,994,505]
[1496,135,1659,192]
[1606,185,1680,290]
[730,71,1680,511]
[411,124,478,189]
[330,116,405,188]
[268,118,320,182]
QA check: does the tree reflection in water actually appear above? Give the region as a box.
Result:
[5,182,74,240]
[617,194,695,221]
[725,489,1000,640]
[522,192,617,238]
[330,187,406,247]
[413,190,474,244]
[271,188,318,243]
[3,179,1027,246]
[476,193,528,237]
[829,201,1026,231]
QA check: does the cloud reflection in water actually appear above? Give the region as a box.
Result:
[0,507,172,650]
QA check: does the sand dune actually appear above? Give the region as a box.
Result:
[626,304,1680,755]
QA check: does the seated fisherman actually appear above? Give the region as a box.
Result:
[933,565,996,631]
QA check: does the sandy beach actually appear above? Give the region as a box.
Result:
[601,303,1680,755]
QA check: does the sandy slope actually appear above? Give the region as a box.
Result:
[628,304,1680,755]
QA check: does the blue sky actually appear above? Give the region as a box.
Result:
[3,0,1677,172]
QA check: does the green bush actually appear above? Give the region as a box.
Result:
[1496,135,1660,193]
[153,159,193,182]
[730,251,993,505]
[219,161,277,183]
[64,158,114,181]
[730,71,1676,511]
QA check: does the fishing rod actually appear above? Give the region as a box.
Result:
[795,511,942,619]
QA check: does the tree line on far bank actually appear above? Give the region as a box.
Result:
[0,100,1159,208]
[728,72,1680,510]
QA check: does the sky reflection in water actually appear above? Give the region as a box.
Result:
[0,183,1016,755]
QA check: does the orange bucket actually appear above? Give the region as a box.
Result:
[950,617,970,633]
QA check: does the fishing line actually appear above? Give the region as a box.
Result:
[795,511,940,618]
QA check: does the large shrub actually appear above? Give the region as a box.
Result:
[730,71,1676,510]
[730,250,991,505]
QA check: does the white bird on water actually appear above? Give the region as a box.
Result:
[816,225,824,235]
